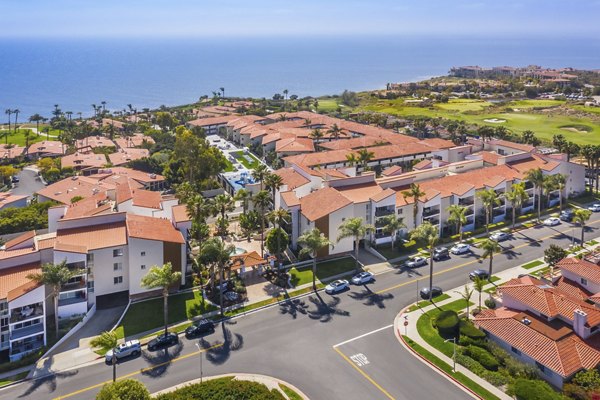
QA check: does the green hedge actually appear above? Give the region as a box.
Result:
[154,377,286,400]
[508,378,563,400]
[459,320,486,339]
[435,310,460,338]
[464,345,499,371]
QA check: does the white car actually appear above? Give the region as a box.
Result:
[351,271,374,285]
[105,340,141,363]
[589,204,600,212]
[405,256,428,268]
[450,243,470,255]
[543,217,561,226]
[490,232,510,242]
[325,279,349,294]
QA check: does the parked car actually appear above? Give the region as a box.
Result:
[560,209,574,222]
[185,319,215,338]
[543,217,561,226]
[215,280,231,293]
[469,269,489,281]
[419,286,443,300]
[105,340,141,363]
[406,256,428,268]
[589,204,600,212]
[351,271,374,285]
[11,176,19,183]
[147,332,179,351]
[490,232,510,242]
[450,243,470,255]
[432,247,450,261]
[325,279,349,294]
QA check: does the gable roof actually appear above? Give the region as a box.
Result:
[0,263,42,302]
[126,214,185,244]
[273,167,310,191]
[56,222,128,251]
[4,231,35,250]
[299,187,352,221]
[172,204,191,223]
[558,258,600,285]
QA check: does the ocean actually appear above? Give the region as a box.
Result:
[1,35,599,118]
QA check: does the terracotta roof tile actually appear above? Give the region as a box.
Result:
[230,251,271,270]
[28,141,65,157]
[336,182,383,204]
[56,222,128,251]
[558,258,600,285]
[273,167,310,191]
[4,231,35,250]
[131,189,162,209]
[0,263,41,301]
[281,191,301,207]
[172,204,191,223]
[126,214,184,244]
[300,187,352,221]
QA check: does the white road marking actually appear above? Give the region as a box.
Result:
[350,353,370,367]
[333,324,393,348]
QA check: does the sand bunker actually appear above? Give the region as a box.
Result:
[484,118,506,123]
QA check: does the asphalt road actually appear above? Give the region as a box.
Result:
[2,211,600,400]
[11,167,45,200]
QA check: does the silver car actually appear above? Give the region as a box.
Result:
[325,279,349,294]
[105,340,141,363]
[406,256,428,268]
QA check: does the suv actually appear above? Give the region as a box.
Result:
[469,269,489,281]
[105,340,141,363]
[185,319,215,338]
[432,247,449,261]
[560,209,574,222]
[147,332,179,351]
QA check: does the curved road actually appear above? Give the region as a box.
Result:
[1,211,599,400]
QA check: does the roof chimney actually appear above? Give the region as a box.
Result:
[574,309,588,339]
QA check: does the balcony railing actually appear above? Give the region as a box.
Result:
[492,208,506,217]
[10,303,43,324]
[458,197,474,206]
[422,207,440,217]
[10,336,44,356]
[60,279,86,293]
[58,293,87,307]
[375,207,395,217]
[374,232,392,239]
[10,323,44,341]
[423,217,440,225]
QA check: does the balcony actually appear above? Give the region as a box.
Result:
[10,334,44,358]
[58,290,87,307]
[458,197,474,206]
[493,199,506,208]
[492,208,506,217]
[375,207,395,217]
[465,208,474,217]
[524,181,534,190]
[11,322,44,341]
[423,216,440,226]
[60,278,86,293]
[422,207,440,218]
[10,303,43,324]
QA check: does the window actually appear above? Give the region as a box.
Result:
[114,276,123,285]
[113,263,122,271]
[141,251,146,257]
[397,209,403,215]
[113,249,123,257]
[581,278,588,285]
[511,346,521,356]
[141,265,146,270]
[535,362,546,373]
[87,281,94,292]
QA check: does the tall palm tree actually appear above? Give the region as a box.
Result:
[29,114,43,135]
[447,204,467,242]
[27,261,83,338]
[140,263,182,336]
[200,238,235,315]
[480,238,501,279]
[552,174,567,211]
[410,221,439,300]
[268,209,291,263]
[473,276,486,311]
[298,228,333,290]
[309,128,324,151]
[337,217,375,272]
[253,190,271,257]
[581,145,599,193]
[356,148,375,171]
[234,188,251,214]
[505,182,529,230]
[381,215,405,250]
[252,164,269,191]
[220,87,225,99]
[211,194,235,237]
[455,285,474,320]
[4,109,12,134]
[402,183,426,229]
[542,174,557,209]
[12,109,19,133]
[326,123,346,140]
[525,168,545,221]
[264,173,283,206]
[477,188,501,234]
[573,209,592,246]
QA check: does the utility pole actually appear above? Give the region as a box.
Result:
[444,337,457,372]
[112,347,117,382]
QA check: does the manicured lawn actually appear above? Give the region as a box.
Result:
[374,240,418,260]
[223,157,235,172]
[316,98,341,112]
[114,290,217,339]
[231,150,261,169]
[406,293,451,312]
[403,336,500,400]
[521,260,544,270]
[0,371,28,387]
[436,99,493,112]
[507,99,564,109]
[289,257,357,287]
[278,383,302,400]
[0,129,44,147]
[488,275,501,284]
[416,299,472,357]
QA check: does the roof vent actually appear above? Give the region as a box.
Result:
[521,318,531,326]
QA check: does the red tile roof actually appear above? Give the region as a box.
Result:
[172,204,191,223]
[230,251,271,270]
[273,167,310,191]
[300,187,352,221]
[0,263,42,301]
[280,191,301,207]
[126,214,184,244]
[557,258,600,285]
[56,222,128,251]
[4,231,35,250]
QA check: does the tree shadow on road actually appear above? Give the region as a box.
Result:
[516,233,541,247]
[348,286,394,309]
[18,357,79,398]
[306,292,350,323]
[279,297,309,319]
[140,341,184,379]
[199,321,244,366]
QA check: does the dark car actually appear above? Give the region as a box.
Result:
[560,209,574,222]
[419,286,443,300]
[469,269,489,281]
[147,332,179,351]
[185,319,215,338]
[432,247,450,261]
[11,176,19,183]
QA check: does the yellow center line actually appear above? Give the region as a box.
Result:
[333,346,395,400]
[53,343,223,400]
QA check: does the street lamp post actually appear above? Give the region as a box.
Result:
[195,342,203,384]
[444,337,457,372]
[112,347,117,382]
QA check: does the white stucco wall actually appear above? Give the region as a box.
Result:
[90,246,129,297]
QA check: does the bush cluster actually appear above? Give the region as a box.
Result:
[459,320,486,339]
[0,201,56,235]
[154,377,286,400]
[507,378,563,400]
[484,298,497,309]
[463,345,500,371]
[435,310,460,338]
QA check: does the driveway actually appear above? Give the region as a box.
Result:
[11,167,45,200]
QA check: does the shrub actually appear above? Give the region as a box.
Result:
[435,310,460,338]
[464,345,499,371]
[458,335,486,348]
[456,354,509,387]
[562,383,591,400]
[459,320,486,339]
[154,377,285,400]
[507,378,563,400]
[96,379,150,400]
[484,298,497,309]
[572,368,600,392]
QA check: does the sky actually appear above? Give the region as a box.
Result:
[2,0,600,38]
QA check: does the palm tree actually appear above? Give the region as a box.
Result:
[581,145,599,193]
[220,87,225,99]
[90,331,118,355]
[253,190,271,257]
[27,261,83,338]
[252,164,269,191]
[505,182,529,230]
[402,183,426,229]
[410,221,439,300]
[268,209,291,263]
[211,194,235,237]
[326,123,346,140]
[552,174,567,211]
[200,238,235,315]
[345,153,359,167]
[337,217,374,272]
[542,174,557,209]
[381,215,405,250]
[525,168,545,221]
[447,204,467,242]
[472,276,486,311]
[12,109,19,133]
[480,238,501,279]
[4,109,11,143]
[477,188,501,234]
[455,285,474,320]
[309,128,324,151]
[23,130,32,150]
[264,173,283,206]
[234,188,252,214]
[140,263,182,336]
[356,148,375,171]
[29,114,43,135]
[298,228,333,290]
[573,209,592,246]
